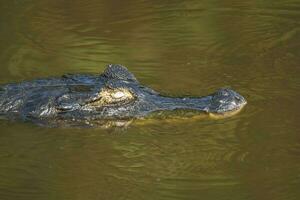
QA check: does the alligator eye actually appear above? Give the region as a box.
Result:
[111,91,126,99]
[89,87,135,106]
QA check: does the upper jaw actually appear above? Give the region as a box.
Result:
[148,88,246,115]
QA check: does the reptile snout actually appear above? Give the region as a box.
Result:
[208,88,247,113]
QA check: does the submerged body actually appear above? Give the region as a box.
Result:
[0,64,246,127]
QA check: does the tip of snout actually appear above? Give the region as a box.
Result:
[207,88,247,115]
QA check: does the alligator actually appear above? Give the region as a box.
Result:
[0,64,247,127]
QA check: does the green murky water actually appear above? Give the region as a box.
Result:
[0,0,300,199]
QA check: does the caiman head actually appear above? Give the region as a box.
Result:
[54,64,247,121]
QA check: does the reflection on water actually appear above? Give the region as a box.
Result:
[0,0,299,200]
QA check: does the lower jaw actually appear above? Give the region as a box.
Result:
[208,105,246,119]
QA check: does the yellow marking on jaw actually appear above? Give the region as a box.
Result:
[132,106,246,126]
[208,106,245,119]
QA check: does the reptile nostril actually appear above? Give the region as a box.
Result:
[235,96,241,101]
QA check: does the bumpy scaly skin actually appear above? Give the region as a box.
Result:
[0,64,246,127]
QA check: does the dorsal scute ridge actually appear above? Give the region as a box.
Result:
[102,64,138,82]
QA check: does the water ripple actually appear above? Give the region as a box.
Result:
[0,0,299,199]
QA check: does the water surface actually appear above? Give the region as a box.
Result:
[0,0,299,200]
